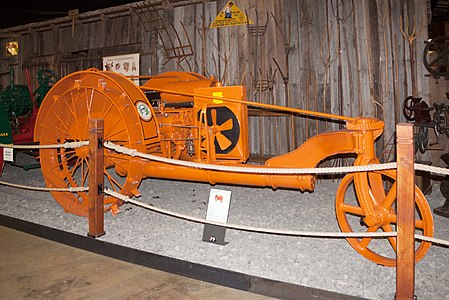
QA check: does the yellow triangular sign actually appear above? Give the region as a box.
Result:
[210,1,253,28]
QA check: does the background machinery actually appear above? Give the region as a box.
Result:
[0,68,57,175]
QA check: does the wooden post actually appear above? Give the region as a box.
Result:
[88,119,105,238]
[396,123,415,299]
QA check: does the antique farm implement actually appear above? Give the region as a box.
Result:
[33,68,433,266]
[0,68,57,174]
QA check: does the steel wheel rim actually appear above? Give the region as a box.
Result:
[37,70,146,216]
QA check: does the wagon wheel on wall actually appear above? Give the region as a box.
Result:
[335,170,433,266]
[423,36,449,78]
[34,69,148,216]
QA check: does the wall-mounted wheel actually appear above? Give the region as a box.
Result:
[34,69,148,216]
[335,170,433,266]
[423,36,449,78]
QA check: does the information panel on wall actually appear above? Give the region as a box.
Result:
[102,53,140,84]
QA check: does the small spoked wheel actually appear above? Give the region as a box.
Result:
[335,170,433,266]
[402,96,416,121]
[37,68,58,87]
[417,121,429,154]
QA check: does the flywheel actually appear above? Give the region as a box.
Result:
[335,170,433,266]
[34,69,149,216]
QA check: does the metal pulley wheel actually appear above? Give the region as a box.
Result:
[37,68,58,87]
[402,96,416,121]
[335,170,433,266]
[416,121,429,154]
[423,36,449,78]
[34,69,148,216]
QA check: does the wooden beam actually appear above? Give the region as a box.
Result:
[396,123,415,299]
[88,118,105,238]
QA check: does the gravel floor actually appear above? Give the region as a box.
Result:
[1,153,449,300]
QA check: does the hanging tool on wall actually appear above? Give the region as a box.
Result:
[400,13,423,96]
[246,9,268,89]
[271,12,295,151]
[246,9,268,156]
[68,9,79,38]
[156,22,194,71]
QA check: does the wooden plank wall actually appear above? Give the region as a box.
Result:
[0,0,435,164]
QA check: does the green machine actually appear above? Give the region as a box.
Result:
[0,67,58,175]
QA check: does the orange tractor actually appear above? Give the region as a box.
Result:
[34,68,433,266]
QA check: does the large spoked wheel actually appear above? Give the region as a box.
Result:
[335,170,434,266]
[423,36,449,77]
[35,69,149,216]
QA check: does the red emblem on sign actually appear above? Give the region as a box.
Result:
[214,195,223,203]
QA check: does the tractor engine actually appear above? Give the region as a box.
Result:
[143,72,249,163]
[143,72,218,161]
[152,102,196,160]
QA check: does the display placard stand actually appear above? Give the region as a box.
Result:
[202,224,228,245]
[202,188,231,246]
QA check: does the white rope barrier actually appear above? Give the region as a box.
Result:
[415,234,449,247]
[105,188,449,246]
[1,140,448,246]
[0,180,88,192]
[415,164,449,176]
[104,141,398,174]
[104,188,397,238]
[1,139,448,177]
[0,141,89,149]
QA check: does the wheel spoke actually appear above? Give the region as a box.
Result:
[429,54,444,66]
[382,224,397,253]
[68,157,83,179]
[81,159,89,186]
[107,156,130,168]
[103,102,114,118]
[104,117,124,139]
[381,181,397,209]
[56,115,77,140]
[340,203,364,216]
[51,153,77,172]
[104,169,123,192]
[67,93,83,138]
[415,219,424,230]
[359,226,380,249]
[105,127,127,140]
[47,149,77,157]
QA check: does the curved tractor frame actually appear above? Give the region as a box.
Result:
[34,69,433,266]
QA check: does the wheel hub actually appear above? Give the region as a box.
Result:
[75,146,89,159]
[363,206,392,227]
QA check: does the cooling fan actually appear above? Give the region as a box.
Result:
[193,86,249,162]
[199,106,240,154]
